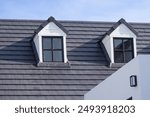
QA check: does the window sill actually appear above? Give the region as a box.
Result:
[37,61,71,68]
[111,63,126,68]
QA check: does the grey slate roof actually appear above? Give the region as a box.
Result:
[0,18,150,99]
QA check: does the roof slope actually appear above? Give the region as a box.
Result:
[0,19,149,99]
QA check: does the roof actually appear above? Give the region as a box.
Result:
[0,18,150,99]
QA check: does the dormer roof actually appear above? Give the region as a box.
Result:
[33,16,68,37]
[101,18,138,41]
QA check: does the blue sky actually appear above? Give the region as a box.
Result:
[0,0,150,22]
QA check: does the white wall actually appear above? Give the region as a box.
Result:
[102,24,137,63]
[138,56,150,99]
[102,35,112,61]
[84,55,150,100]
[33,34,40,60]
[33,22,67,63]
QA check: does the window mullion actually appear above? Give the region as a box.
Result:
[123,50,126,63]
[122,39,125,62]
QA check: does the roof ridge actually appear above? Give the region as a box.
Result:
[0,19,44,22]
[0,18,149,25]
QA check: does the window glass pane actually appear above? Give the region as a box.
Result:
[114,51,124,63]
[125,51,133,63]
[43,51,52,62]
[53,38,62,49]
[53,51,63,62]
[114,38,134,63]
[124,39,132,50]
[114,39,123,50]
[43,38,51,49]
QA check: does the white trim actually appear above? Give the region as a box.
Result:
[63,35,68,63]
[39,36,42,62]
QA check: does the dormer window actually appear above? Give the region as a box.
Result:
[32,17,68,64]
[42,36,63,62]
[101,18,138,64]
[113,38,134,63]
